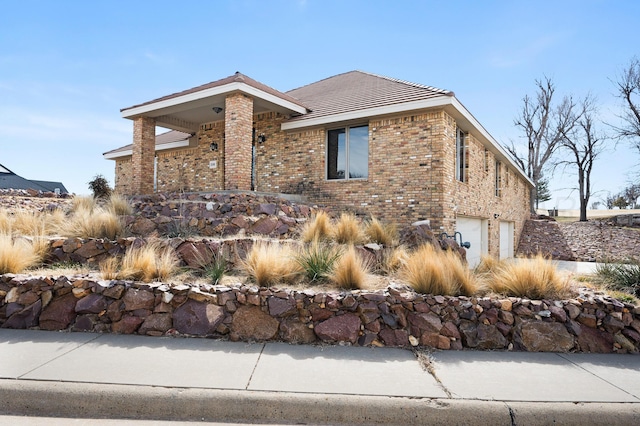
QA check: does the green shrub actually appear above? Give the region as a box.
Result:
[88,174,112,199]
[596,260,640,297]
[296,241,343,282]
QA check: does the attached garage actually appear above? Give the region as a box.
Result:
[455,216,488,268]
[499,221,515,259]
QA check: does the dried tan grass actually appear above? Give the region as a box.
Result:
[489,254,570,299]
[0,235,42,273]
[99,256,120,280]
[119,242,179,282]
[379,245,409,275]
[400,244,477,296]
[0,210,11,235]
[329,245,370,290]
[365,217,398,246]
[107,193,133,216]
[300,211,331,243]
[475,254,503,275]
[241,242,301,287]
[63,207,123,239]
[331,213,365,245]
[71,195,97,213]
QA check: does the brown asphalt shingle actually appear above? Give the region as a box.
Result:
[285,70,452,122]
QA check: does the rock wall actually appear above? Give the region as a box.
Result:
[1,275,638,354]
[517,218,640,262]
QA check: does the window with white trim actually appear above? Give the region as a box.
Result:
[327,125,368,180]
[455,127,468,182]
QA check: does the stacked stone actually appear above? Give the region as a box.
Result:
[124,192,315,238]
[1,274,638,354]
[0,195,72,213]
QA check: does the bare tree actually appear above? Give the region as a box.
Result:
[558,97,605,222]
[612,57,640,153]
[508,77,582,214]
[623,183,640,209]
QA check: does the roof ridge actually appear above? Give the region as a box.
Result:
[357,70,452,95]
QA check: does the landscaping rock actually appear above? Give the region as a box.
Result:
[39,293,77,330]
[112,315,144,334]
[75,294,108,314]
[173,299,225,335]
[516,321,574,352]
[231,306,279,341]
[279,318,316,344]
[139,313,173,335]
[577,326,614,353]
[122,289,155,311]
[315,313,360,343]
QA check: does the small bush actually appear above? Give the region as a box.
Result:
[489,254,570,299]
[400,244,477,296]
[365,217,397,246]
[107,193,133,216]
[296,241,343,282]
[119,242,179,282]
[242,242,301,287]
[88,174,112,199]
[331,213,365,245]
[189,246,228,285]
[300,211,331,243]
[596,260,640,297]
[0,235,42,273]
[329,245,370,290]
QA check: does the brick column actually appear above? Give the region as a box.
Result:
[224,93,253,190]
[131,116,156,195]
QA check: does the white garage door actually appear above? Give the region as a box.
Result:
[499,221,515,259]
[456,216,488,268]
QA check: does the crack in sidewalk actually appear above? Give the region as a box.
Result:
[413,348,453,399]
[245,343,266,390]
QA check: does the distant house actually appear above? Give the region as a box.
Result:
[104,71,533,266]
[0,163,68,194]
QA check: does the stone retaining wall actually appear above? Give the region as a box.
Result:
[1,275,638,354]
[517,218,640,262]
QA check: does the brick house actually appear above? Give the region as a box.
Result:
[104,71,533,265]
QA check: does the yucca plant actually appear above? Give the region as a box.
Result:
[596,259,640,297]
[296,241,343,283]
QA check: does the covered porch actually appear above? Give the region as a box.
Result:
[120,72,308,195]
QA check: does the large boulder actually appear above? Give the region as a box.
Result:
[173,299,225,335]
[515,320,574,352]
[314,313,361,344]
[230,306,279,341]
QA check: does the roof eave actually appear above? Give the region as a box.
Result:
[103,138,192,160]
[121,82,308,119]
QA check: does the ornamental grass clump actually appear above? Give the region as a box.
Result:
[117,241,180,282]
[365,216,397,246]
[242,242,301,287]
[378,245,409,275]
[300,211,331,243]
[400,244,477,296]
[596,259,640,297]
[329,245,370,290]
[489,254,570,299]
[0,234,43,274]
[64,207,123,239]
[106,193,133,216]
[296,240,343,283]
[331,212,365,245]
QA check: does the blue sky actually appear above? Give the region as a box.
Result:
[0,0,638,208]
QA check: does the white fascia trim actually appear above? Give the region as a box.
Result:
[450,97,534,187]
[121,82,307,118]
[103,139,190,160]
[281,97,453,131]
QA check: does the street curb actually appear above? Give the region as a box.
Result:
[1,380,639,425]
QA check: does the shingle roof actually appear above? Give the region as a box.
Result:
[0,163,68,193]
[103,130,192,156]
[285,70,452,122]
[121,72,309,113]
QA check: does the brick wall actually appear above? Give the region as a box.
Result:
[114,157,133,195]
[113,108,530,255]
[224,93,253,190]
[131,117,156,194]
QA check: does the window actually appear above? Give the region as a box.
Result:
[495,160,502,197]
[327,125,368,180]
[455,127,468,182]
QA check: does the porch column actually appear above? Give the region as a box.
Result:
[131,116,156,195]
[224,93,253,190]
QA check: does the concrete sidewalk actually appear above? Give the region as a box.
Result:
[0,329,639,425]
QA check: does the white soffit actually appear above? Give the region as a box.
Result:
[121,82,307,118]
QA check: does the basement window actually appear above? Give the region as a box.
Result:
[327,125,369,180]
[455,127,469,182]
